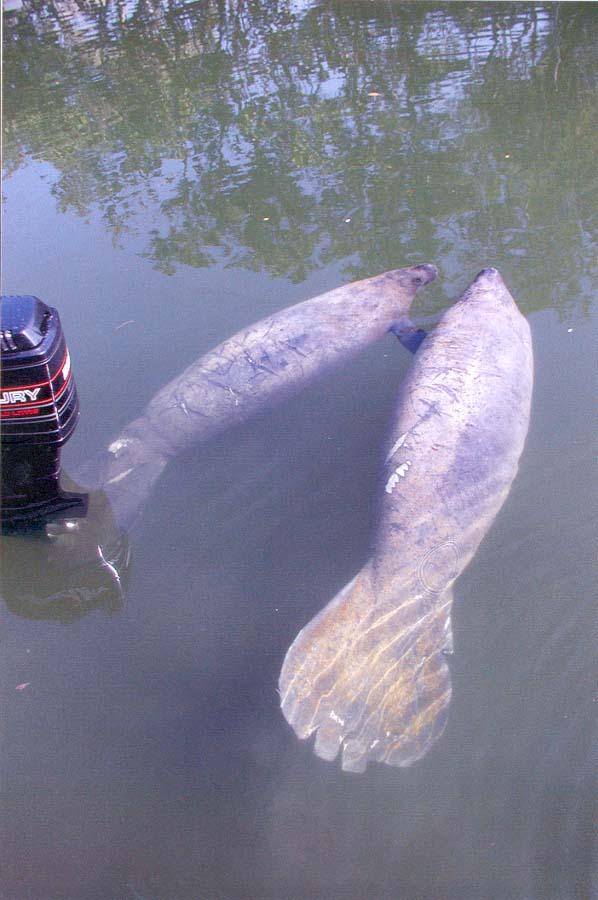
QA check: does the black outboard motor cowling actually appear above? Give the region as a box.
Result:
[1,295,87,531]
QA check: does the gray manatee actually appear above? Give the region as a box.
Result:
[80,265,437,527]
[279,268,534,772]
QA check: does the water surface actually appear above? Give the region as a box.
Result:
[2,3,597,899]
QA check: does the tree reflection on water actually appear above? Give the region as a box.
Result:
[3,1,597,303]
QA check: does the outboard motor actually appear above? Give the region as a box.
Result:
[1,295,88,532]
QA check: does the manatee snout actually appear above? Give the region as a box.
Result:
[380,263,437,293]
[460,267,513,307]
[472,266,505,289]
[371,263,437,307]
[409,263,438,288]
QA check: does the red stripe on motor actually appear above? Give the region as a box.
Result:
[1,406,41,418]
[0,371,72,412]
[0,350,69,392]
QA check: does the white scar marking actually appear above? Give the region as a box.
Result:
[386,432,409,462]
[106,467,134,485]
[108,437,133,455]
[384,460,412,493]
[385,473,400,494]
[329,710,345,726]
[370,739,380,749]
[98,545,121,587]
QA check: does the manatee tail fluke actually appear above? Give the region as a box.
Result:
[75,425,168,531]
[279,567,453,773]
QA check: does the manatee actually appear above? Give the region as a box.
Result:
[79,265,437,527]
[279,268,534,772]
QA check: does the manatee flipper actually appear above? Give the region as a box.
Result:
[390,317,428,354]
[279,567,453,773]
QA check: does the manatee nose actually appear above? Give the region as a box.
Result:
[411,264,438,286]
[471,267,506,295]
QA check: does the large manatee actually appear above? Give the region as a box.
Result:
[80,265,437,527]
[279,268,534,772]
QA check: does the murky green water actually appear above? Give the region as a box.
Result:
[2,3,597,899]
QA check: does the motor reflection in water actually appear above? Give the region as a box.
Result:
[1,478,130,623]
